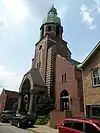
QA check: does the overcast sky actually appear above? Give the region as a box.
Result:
[0,0,100,93]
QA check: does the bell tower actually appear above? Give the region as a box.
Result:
[32,5,71,102]
[40,4,63,39]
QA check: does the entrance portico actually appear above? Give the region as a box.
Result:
[18,68,47,115]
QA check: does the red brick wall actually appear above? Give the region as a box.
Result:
[50,110,66,128]
[5,98,18,110]
[33,36,48,81]
[55,54,82,115]
[0,91,7,112]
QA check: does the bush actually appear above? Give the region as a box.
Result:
[35,115,49,125]
[36,96,54,116]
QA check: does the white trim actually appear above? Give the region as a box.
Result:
[49,38,56,43]
[19,73,33,93]
[92,68,100,87]
[61,95,70,99]
[78,42,100,68]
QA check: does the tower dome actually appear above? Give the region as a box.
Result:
[43,4,61,25]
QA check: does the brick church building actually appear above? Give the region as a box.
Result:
[0,89,19,112]
[18,5,84,121]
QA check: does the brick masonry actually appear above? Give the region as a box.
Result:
[83,49,100,105]
[55,54,83,115]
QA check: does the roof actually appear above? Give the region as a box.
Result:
[42,5,61,25]
[78,41,100,68]
[24,68,46,87]
[70,59,81,66]
[4,89,19,98]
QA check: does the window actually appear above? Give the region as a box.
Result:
[48,26,51,31]
[39,62,41,68]
[56,26,59,36]
[62,74,67,83]
[39,45,42,50]
[62,75,63,82]
[92,68,100,87]
[72,122,83,132]
[62,120,73,128]
[85,123,100,133]
[92,107,100,117]
[65,74,66,82]
[37,63,39,69]
[37,62,41,69]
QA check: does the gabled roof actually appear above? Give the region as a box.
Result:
[3,89,19,98]
[78,41,100,68]
[24,68,46,87]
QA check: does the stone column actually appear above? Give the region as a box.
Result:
[28,90,36,115]
[17,93,23,113]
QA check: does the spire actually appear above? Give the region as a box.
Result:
[52,4,54,8]
[48,4,57,15]
[42,4,61,26]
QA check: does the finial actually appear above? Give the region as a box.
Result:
[52,4,54,8]
[48,4,57,15]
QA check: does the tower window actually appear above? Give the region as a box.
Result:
[48,26,51,31]
[65,74,66,82]
[56,26,59,36]
[37,62,41,69]
[37,63,39,69]
[41,27,44,38]
[39,45,42,50]
[62,75,63,82]
[39,62,41,68]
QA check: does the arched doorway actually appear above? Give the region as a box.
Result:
[60,90,69,111]
[21,78,31,114]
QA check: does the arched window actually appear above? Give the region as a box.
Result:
[48,26,51,31]
[60,90,69,111]
[56,26,59,36]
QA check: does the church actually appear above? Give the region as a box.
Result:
[17,5,84,120]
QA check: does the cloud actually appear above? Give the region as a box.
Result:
[0,0,68,38]
[0,19,8,36]
[0,66,22,94]
[3,0,29,21]
[89,25,96,30]
[80,0,100,30]
[0,1,68,94]
[80,4,96,30]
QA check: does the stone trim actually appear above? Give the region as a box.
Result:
[19,73,33,93]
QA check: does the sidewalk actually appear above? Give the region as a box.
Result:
[28,125,58,133]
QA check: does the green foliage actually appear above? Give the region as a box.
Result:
[35,115,49,125]
[67,111,72,117]
[36,96,54,116]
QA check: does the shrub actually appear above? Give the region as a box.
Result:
[35,115,49,125]
[36,96,54,116]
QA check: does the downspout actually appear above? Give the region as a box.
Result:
[78,67,86,117]
[82,69,86,117]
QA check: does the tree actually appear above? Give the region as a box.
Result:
[36,96,54,116]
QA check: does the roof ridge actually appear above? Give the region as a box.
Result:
[78,41,100,68]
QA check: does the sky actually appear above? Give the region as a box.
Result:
[0,0,100,93]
